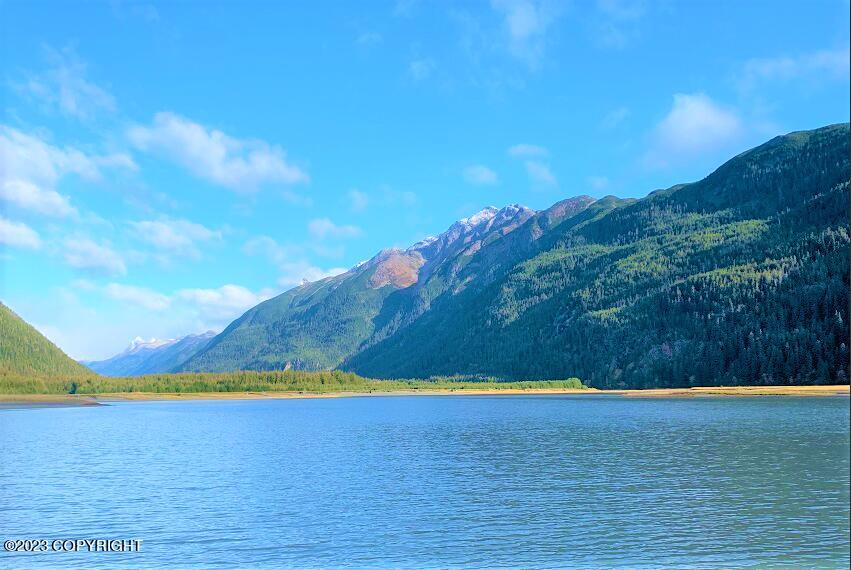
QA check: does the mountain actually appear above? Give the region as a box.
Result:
[83,331,216,376]
[183,124,850,389]
[0,302,93,391]
[181,203,541,372]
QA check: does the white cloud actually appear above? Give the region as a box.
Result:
[21,280,276,361]
[63,237,127,276]
[463,164,499,186]
[525,160,557,186]
[409,58,436,81]
[601,106,630,129]
[587,175,609,190]
[176,284,275,320]
[129,217,221,259]
[0,216,41,249]
[739,46,850,91]
[347,189,369,212]
[491,0,562,68]
[0,125,135,218]
[105,283,171,311]
[508,143,549,157]
[15,46,116,121]
[277,262,348,288]
[649,93,741,160]
[308,218,363,240]
[0,179,76,218]
[243,236,349,288]
[128,112,308,192]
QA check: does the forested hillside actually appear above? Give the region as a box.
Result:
[185,124,850,389]
[0,302,94,392]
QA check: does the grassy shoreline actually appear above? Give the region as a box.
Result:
[0,384,847,407]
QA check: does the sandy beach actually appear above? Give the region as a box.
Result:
[1,385,847,407]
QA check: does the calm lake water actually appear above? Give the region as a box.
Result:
[1,395,849,569]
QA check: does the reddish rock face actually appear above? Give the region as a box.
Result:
[364,204,538,290]
[368,250,425,288]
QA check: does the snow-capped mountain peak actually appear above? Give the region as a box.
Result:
[127,337,176,354]
[458,206,499,227]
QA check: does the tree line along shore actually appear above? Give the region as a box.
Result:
[0,369,587,396]
[1,369,848,404]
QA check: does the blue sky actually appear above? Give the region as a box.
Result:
[1,0,849,360]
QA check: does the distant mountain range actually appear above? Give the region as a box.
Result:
[82,332,216,376]
[175,124,850,389]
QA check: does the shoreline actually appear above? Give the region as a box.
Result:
[0,385,847,408]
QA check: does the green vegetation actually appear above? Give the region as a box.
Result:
[0,368,585,395]
[0,302,95,393]
[179,125,849,389]
[348,124,850,388]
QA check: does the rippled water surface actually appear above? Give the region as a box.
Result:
[1,395,849,568]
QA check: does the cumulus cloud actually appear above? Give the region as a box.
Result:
[105,283,171,311]
[491,0,562,68]
[95,281,275,328]
[14,46,116,121]
[175,284,276,320]
[508,143,549,157]
[463,164,499,186]
[129,217,221,259]
[647,93,742,164]
[0,179,76,218]
[525,160,557,186]
[738,46,850,91]
[128,112,308,192]
[63,237,127,276]
[0,125,135,217]
[0,216,41,249]
[308,218,363,240]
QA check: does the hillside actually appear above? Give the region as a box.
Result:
[83,331,215,376]
[180,203,545,372]
[0,302,93,392]
[184,124,850,389]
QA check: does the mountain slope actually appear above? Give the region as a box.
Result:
[181,204,543,372]
[0,302,93,391]
[83,332,215,376]
[186,124,850,388]
[346,124,850,387]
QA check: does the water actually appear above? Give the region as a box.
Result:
[1,395,848,569]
